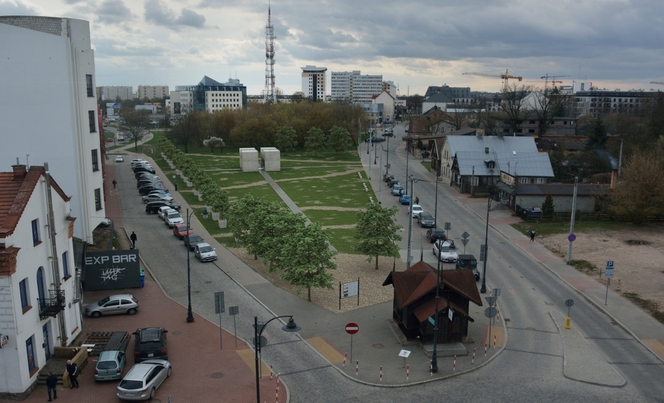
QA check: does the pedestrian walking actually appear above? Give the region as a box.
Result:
[130,231,137,248]
[46,372,57,401]
[415,196,420,204]
[530,229,536,242]
[112,179,117,189]
[66,360,79,389]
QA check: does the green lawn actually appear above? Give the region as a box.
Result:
[305,210,361,226]
[511,220,636,237]
[213,171,265,187]
[269,166,357,180]
[275,150,360,162]
[326,228,362,254]
[186,155,240,170]
[277,172,374,209]
[226,184,285,204]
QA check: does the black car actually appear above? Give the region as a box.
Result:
[134,166,155,174]
[137,179,163,188]
[426,228,447,243]
[133,327,168,363]
[184,234,205,251]
[136,172,159,180]
[388,179,399,188]
[139,185,168,195]
[384,174,395,182]
[456,254,480,281]
[146,201,181,214]
[417,212,436,228]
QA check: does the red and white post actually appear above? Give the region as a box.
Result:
[494,334,497,348]
[270,364,273,380]
[430,360,433,376]
[343,353,347,367]
[356,360,359,376]
[453,355,456,371]
[485,342,488,357]
[380,366,383,382]
[472,348,476,364]
[407,365,410,381]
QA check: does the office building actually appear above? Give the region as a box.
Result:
[301,66,327,101]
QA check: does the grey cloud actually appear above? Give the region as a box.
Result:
[96,0,134,25]
[144,0,206,30]
[0,0,37,14]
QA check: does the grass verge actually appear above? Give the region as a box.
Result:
[511,221,634,237]
[306,210,361,226]
[326,228,361,254]
[622,292,664,324]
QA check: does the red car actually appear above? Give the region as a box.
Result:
[173,224,193,240]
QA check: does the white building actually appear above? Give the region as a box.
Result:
[372,90,395,123]
[170,76,246,114]
[331,71,356,102]
[0,16,106,244]
[99,86,133,101]
[138,85,170,100]
[301,66,327,101]
[331,71,383,104]
[0,165,82,396]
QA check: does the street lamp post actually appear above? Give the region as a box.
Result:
[431,236,442,372]
[254,316,301,403]
[186,207,208,322]
[480,195,491,293]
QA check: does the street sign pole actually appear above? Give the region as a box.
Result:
[345,323,359,365]
[566,177,578,265]
[605,261,614,305]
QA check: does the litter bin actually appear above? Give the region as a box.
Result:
[140,269,145,287]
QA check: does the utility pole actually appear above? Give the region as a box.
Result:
[480,195,491,293]
[434,164,440,226]
[618,139,623,179]
[379,149,383,205]
[385,135,390,175]
[566,177,578,265]
[406,175,414,269]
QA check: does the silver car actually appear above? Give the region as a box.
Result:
[116,359,172,401]
[194,243,217,262]
[85,294,139,318]
[164,211,184,228]
[433,240,459,263]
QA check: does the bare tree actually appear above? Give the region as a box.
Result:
[168,103,205,153]
[447,101,472,130]
[531,88,571,136]
[119,108,151,152]
[502,84,532,135]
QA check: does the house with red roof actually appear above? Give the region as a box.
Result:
[0,164,81,396]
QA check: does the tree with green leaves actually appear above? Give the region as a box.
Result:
[541,194,555,218]
[203,136,225,153]
[119,109,151,152]
[587,118,608,149]
[353,204,403,269]
[260,210,308,272]
[278,222,337,302]
[228,195,273,257]
[304,127,326,155]
[327,126,351,153]
[274,126,298,153]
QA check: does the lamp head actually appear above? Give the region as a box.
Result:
[282,317,301,332]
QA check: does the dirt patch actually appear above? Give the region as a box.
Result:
[227,247,404,313]
[540,224,664,311]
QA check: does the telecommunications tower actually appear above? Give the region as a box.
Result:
[264,2,277,103]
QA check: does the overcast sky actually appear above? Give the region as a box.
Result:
[3,0,663,96]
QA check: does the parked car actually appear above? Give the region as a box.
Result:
[95,350,126,382]
[391,184,404,196]
[117,359,171,401]
[433,240,459,263]
[130,159,147,167]
[184,234,204,251]
[134,166,156,175]
[384,174,395,182]
[142,193,173,204]
[97,218,112,227]
[173,224,192,240]
[399,194,411,205]
[133,327,168,363]
[139,185,168,195]
[115,156,124,163]
[388,179,399,188]
[456,254,480,281]
[426,228,447,244]
[145,202,180,214]
[409,204,423,217]
[417,212,436,228]
[194,243,217,262]
[136,172,159,180]
[158,206,175,220]
[164,211,184,228]
[137,178,162,188]
[85,294,139,318]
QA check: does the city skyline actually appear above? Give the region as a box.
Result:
[3,0,663,96]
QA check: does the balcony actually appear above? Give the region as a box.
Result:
[38,290,66,320]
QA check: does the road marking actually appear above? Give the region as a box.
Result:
[305,337,345,364]
[236,349,271,375]
[643,339,664,361]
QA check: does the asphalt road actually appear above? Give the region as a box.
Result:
[115,131,663,402]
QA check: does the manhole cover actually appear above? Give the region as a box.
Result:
[205,281,212,284]
[372,344,384,349]
[525,327,536,331]
[627,240,650,245]
[172,331,182,336]
[211,372,224,378]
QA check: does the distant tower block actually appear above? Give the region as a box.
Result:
[239,148,259,172]
[260,147,281,171]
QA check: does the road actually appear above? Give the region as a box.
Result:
[114,128,663,402]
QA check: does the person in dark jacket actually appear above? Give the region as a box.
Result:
[46,372,57,400]
[66,360,79,388]
[130,231,137,248]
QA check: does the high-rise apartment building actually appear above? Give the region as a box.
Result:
[331,71,383,103]
[301,66,327,101]
[98,86,133,101]
[138,85,170,100]
[170,76,246,114]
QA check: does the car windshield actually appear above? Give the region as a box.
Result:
[178,226,189,231]
[139,329,161,342]
[119,380,143,390]
[200,246,213,253]
[189,236,202,243]
[422,214,432,220]
[97,297,110,305]
[98,360,117,369]
[167,213,180,219]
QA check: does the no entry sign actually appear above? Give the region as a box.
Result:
[345,323,359,335]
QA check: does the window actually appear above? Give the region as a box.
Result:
[26,336,36,373]
[537,178,546,184]
[62,251,69,278]
[91,149,99,172]
[519,177,529,184]
[86,75,94,97]
[31,219,41,245]
[471,176,479,186]
[94,188,102,211]
[88,110,96,132]
[19,278,30,310]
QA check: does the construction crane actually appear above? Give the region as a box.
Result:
[462,69,523,92]
[541,74,570,90]
[651,81,664,85]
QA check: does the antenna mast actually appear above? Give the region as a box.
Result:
[264,1,277,103]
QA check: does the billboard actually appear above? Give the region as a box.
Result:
[84,249,141,291]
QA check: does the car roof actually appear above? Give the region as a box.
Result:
[99,350,122,360]
[197,243,211,248]
[136,327,165,340]
[124,363,156,380]
[109,294,135,300]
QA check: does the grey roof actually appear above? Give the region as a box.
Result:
[515,183,610,196]
[455,151,554,177]
[447,136,538,156]
[199,76,223,86]
[424,92,454,104]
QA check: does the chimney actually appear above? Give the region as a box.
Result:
[12,164,27,180]
[610,169,618,189]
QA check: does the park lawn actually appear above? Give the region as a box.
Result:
[305,210,362,227]
[144,130,163,145]
[190,212,233,236]
[226,184,285,205]
[511,220,631,237]
[269,166,357,180]
[325,228,362,254]
[212,171,265,188]
[276,150,360,162]
[277,172,374,209]
[281,160,362,168]
[186,154,240,170]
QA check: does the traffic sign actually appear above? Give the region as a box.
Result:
[345,323,359,335]
[568,234,576,242]
[606,261,614,267]
[565,299,574,307]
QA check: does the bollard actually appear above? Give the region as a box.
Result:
[276,386,279,403]
[472,348,476,364]
[485,342,487,357]
[566,317,571,329]
[494,334,497,348]
[618,279,621,290]
[407,364,410,381]
[356,360,359,376]
[380,366,383,382]
[343,353,347,367]
[270,364,273,380]
[430,360,433,376]
[497,309,500,321]
[453,355,456,371]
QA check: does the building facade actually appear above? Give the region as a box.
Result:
[137,85,169,100]
[0,16,106,243]
[571,90,656,118]
[372,90,395,123]
[0,165,82,396]
[170,76,247,114]
[330,71,357,102]
[300,66,327,101]
[98,86,133,101]
[331,70,383,103]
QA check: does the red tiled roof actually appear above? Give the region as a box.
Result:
[0,166,70,238]
[413,297,473,323]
